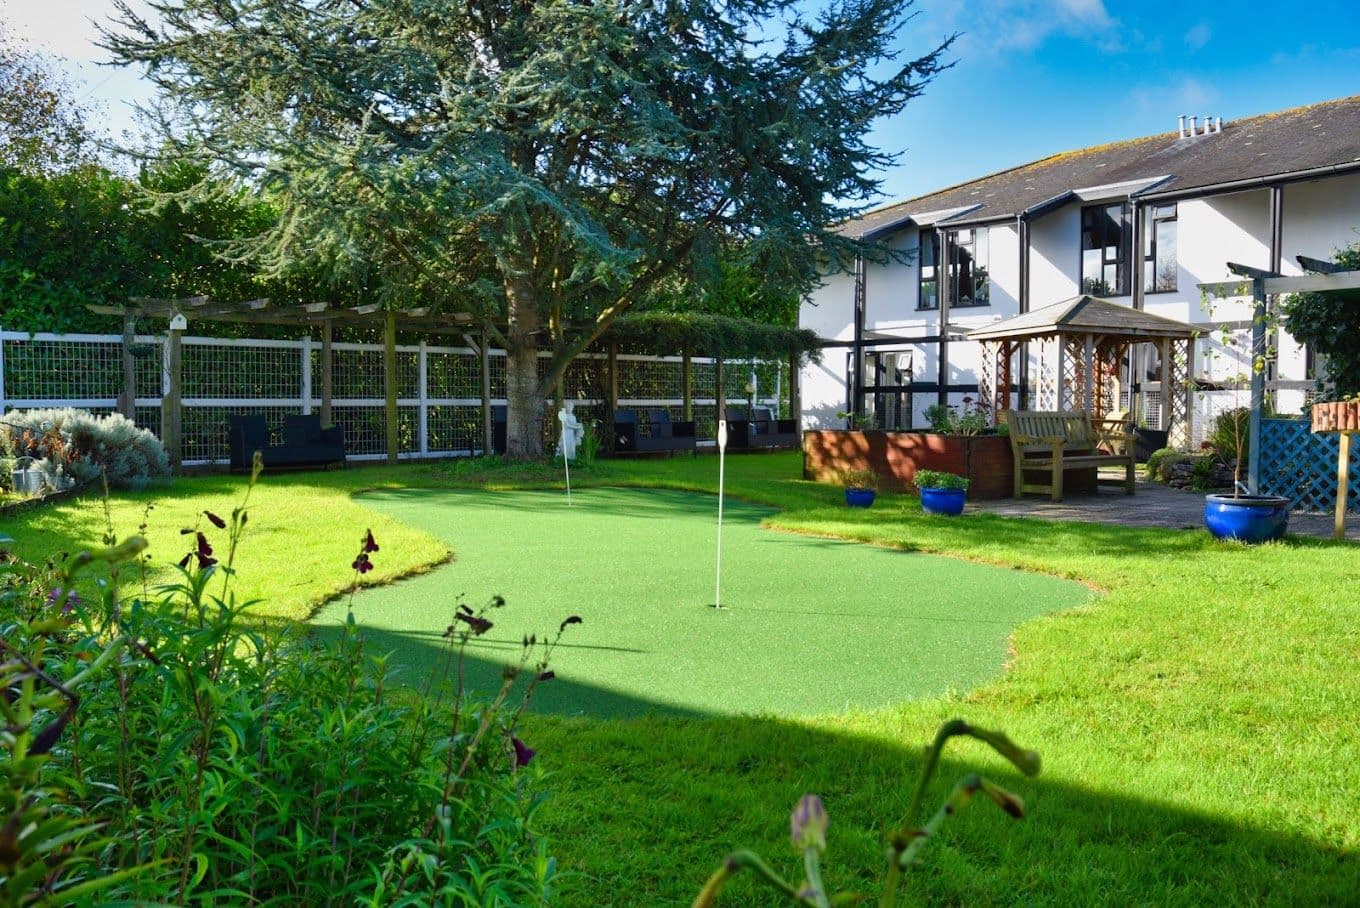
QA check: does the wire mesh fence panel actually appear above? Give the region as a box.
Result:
[329,346,420,400]
[1,335,161,403]
[332,405,421,457]
[618,356,684,400]
[182,404,305,464]
[182,341,303,400]
[426,405,484,454]
[425,349,482,400]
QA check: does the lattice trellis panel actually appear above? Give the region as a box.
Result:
[978,341,995,416]
[1259,418,1360,513]
[1061,337,1084,411]
[1167,339,1192,449]
[1033,337,1058,410]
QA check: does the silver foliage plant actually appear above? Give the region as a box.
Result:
[3,407,171,491]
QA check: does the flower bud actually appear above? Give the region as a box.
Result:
[790,794,828,853]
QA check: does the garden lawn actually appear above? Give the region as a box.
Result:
[4,452,1359,905]
[310,487,1089,716]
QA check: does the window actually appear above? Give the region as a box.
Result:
[1144,203,1178,293]
[949,227,990,307]
[917,230,939,310]
[1081,203,1131,296]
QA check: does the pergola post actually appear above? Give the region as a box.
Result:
[1159,336,1173,433]
[788,352,801,430]
[682,349,693,421]
[320,320,334,427]
[1247,277,1267,493]
[1083,334,1096,412]
[383,309,399,465]
[480,329,492,456]
[715,352,726,422]
[1182,337,1196,449]
[1055,337,1067,411]
[606,341,619,417]
[161,318,183,471]
[119,312,137,420]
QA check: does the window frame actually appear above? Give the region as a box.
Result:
[917,230,940,311]
[948,227,990,308]
[1080,202,1132,297]
[1143,203,1178,294]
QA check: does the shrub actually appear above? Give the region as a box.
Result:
[0,426,14,492]
[0,470,564,905]
[1144,446,1178,481]
[836,468,879,490]
[914,469,969,491]
[1,407,170,491]
[1206,407,1250,464]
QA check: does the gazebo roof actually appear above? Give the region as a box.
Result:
[967,295,1196,342]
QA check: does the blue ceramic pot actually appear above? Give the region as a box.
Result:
[845,488,876,508]
[1203,494,1290,543]
[921,486,966,516]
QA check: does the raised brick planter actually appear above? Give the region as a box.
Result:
[802,430,1018,499]
[1311,400,1360,433]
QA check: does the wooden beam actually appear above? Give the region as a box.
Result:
[1226,262,1279,280]
[303,302,329,313]
[1263,272,1360,294]
[383,310,399,465]
[682,349,693,421]
[1297,254,1345,274]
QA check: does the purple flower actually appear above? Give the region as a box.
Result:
[537,670,556,682]
[559,615,582,633]
[790,794,828,853]
[204,510,226,529]
[363,529,380,553]
[455,611,493,635]
[195,532,217,569]
[352,553,373,574]
[45,587,81,614]
[511,735,536,767]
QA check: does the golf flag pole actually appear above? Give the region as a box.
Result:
[714,417,727,609]
[560,422,572,506]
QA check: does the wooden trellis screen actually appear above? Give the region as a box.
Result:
[1257,417,1360,513]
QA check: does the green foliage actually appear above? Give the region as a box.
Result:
[1144,446,1179,481]
[605,311,821,362]
[1284,243,1360,400]
[2,408,170,491]
[914,469,969,491]
[692,720,1039,907]
[1207,407,1251,464]
[102,0,950,454]
[0,30,91,174]
[0,476,563,905]
[924,400,990,436]
[0,161,281,334]
[836,468,879,491]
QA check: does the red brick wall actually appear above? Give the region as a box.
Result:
[801,431,1016,499]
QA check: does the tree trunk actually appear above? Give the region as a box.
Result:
[505,275,544,459]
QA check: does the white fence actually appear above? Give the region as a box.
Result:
[0,329,787,465]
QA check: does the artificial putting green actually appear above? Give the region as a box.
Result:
[312,487,1091,717]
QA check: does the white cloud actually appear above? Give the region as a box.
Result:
[1128,77,1218,118]
[925,0,1121,54]
[1184,22,1212,52]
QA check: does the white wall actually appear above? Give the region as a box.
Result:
[1028,203,1081,307]
[799,268,856,428]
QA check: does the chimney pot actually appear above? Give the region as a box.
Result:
[1178,114,1187,137]
[1188,115,1198,136]
[1202,114,1212,135]
[1215,116,1223,133]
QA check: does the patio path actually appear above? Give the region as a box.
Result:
[968,473,1358,541]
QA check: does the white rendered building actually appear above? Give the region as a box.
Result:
[800,96,1360,443]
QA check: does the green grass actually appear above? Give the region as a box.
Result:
[312,487,1089,717]
[5,452,1359,905]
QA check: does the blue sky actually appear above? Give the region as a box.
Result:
[5,0,1360,209]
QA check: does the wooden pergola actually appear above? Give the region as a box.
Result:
[90,297,481,469]
[968,295,1198,442]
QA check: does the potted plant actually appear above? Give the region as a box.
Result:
[915,469,969,516]
[1201,404,1289,543]
[838,468,879,508]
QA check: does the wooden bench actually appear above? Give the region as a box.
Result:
[1004,410,1135,501]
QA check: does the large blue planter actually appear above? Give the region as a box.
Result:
[1204,494,1290,543]
[921,487,966,516]
[845,488,876,508]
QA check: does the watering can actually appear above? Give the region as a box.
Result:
[10,457,45,495]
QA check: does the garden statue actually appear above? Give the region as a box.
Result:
[558,402,584,461]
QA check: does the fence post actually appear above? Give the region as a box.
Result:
[320,320,334,427]
[0,327,6,416]
[789,352,801,430]
[300,335,313,415]
[480,331,493,455]
[383,310,399,464]
[682,349,693,421]
[418,340,429,457]
[119,313,137,420]
[161,325,183,471]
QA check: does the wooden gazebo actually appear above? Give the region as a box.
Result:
[968,295,1198,444]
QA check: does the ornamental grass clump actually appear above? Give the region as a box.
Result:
[913,469,970,491]
[0,455,569,905]
[692,720,1040,907]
